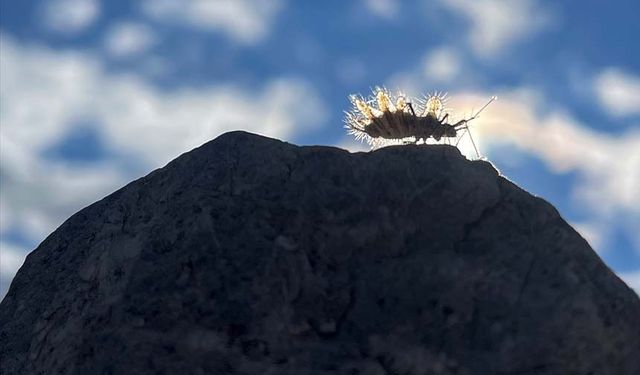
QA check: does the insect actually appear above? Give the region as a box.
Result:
[344,88,496,156]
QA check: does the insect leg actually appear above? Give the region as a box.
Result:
[454,128,468,147]
[464,125,481,158]
[453,119,468,129]
[407,102,416,116]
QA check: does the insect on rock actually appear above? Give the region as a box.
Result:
[344,88,496,156]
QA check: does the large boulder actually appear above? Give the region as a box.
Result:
[2,131,639,374]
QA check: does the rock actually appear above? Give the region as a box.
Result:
[1,131,639,374]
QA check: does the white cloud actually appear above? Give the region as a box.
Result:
[0,31,326,275]
[594,68,640,118]
[0,35,326,299]
[618,270,640,296]
[141,0,283,44]
[104,22,157,58]
[385,47,478,99]
[362,0,398,19]
[1,137,127,242]
[423,47,462,83]
[445,90,640,219]
[1,34,326,166]
[437,0,550,57]
[41,0,100,34]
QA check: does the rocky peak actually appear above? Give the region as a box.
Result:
[2,131,639,374]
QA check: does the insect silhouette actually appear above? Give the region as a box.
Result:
[345,88,496,156]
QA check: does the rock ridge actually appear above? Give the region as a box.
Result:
[1,131,639,374]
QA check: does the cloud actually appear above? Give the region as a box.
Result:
[0,35,326,300]
[436,0,551,57]
[423,47,462,83]
[1,137,128,242]
[362,0,398,19]
[594,68,640,118]
[41,0,100,34]
[0,34,326,165]
[385,47,479,99]
[446,90,640,219]
[104,22,157,58]
[141,0,283,44]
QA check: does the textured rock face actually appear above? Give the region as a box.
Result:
[1,131,639,374]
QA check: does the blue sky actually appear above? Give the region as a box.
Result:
[1,0,639,299]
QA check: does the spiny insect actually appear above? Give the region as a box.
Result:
[344,88,496,156]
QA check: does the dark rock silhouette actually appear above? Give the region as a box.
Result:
[2,131,639,374]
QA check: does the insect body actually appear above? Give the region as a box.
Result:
[345,88,496,155]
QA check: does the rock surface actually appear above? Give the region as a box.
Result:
[1,131,639,374]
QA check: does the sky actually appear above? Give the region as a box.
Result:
[1,0,639,300]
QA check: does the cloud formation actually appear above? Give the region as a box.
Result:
[0,35,326,298]
[41,0,100,34]
[437,0,551,58]
[423,47,462,83]
[594,68,640,118]
[141,0,284,44]
[362,0,399,19]
[448,90,640,216]
[104,22,157,58]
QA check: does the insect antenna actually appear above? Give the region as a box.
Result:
[449,96,496,158]
[455,96,497,129]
